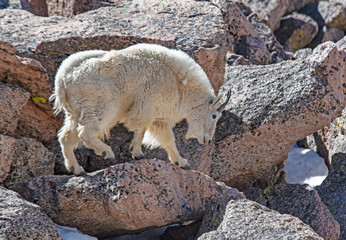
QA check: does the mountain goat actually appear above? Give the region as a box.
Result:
[50,43,231,175]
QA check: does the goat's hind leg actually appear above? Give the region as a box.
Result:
[58,120,85,175]
[77,107,116,162]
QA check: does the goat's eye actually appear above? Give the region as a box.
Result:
[212,114,217,119]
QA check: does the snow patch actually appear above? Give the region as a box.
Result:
[284,142,328,187]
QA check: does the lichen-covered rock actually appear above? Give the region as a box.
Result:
[0,83,30,136]
[23,159,243,238]
[0,186,62,240]
[316,153,346,240]
[240,0,289,31]
[274,12,319,52]
[197,40,345,190]
[301,1,346,31]
[0,0,227,92]
[197,199,323,240]
[0,134,54,192]
[249,184,340,240]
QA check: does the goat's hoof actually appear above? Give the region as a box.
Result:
[134,155,144,160]
[70,166,85,176]
[181,163,192,170]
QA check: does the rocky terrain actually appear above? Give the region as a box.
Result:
[0,0,345,239]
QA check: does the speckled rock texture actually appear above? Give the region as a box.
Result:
[23,159,243,238]
[240,0,289,31]
[245,184,340,240]
[274,12,319,52]
[0,40,60,142]
[301,1,346,31]
[297,107,346,168]
[0,186,62,240]
[197,198,323,240]
[0,83,30,136]
[0,134,54,192]
[0,0,227,92]
[198,40,345,190]
[285,0,319,14]
[297,39,345,166]
[316,153,346,240]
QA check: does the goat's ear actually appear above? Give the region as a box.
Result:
[211,95,223,106]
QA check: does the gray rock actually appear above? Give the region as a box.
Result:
[301,1,346,31]
[0,1,227,92]
[308,26,345,49]
[198,198,323,240]
[263,184,340,240]
[297,107,346,169]
[294,47,313,59]
[0,134,54,192]
[274,12,319,52]
[240,0,290,31]
[249,15,291,63]
[213,0,290,64]
[286,0,319,14]
[211,0,272,65]
[23,159,243,238]
[199,40,345,190]
[316,152,346,240]
[0,186,62,240]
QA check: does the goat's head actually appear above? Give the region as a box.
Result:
[186,89,231,144]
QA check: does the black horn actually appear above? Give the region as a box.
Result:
[217,89,231,112]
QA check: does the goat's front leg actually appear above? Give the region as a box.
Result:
[130,129,145,160]
[149,123,191,170]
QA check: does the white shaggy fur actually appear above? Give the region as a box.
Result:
[50,43,227,175]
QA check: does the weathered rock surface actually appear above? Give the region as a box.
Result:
[301,1,346,31]
[298,107,346,168]
[316,153,346,240]
[0,186,62,240]
[213,0,290,64]
[0,134,54,192]
[45,0,119,17]
[0,40,52,113]
[0,40,60,142]
[197,40,345,190]
[275,12,319,52]
[25,0,48,16]
[240,0,289,31]
[0,83,30,136]
[23,159,244,238]
[0,0,227,92]
[308,26,345,49]
[197,198,323,240]
[245,184,340,240]
[286,0,318,14]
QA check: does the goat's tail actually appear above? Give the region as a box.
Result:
[49,81,70,115]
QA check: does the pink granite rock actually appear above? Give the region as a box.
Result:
[0,134,54,192]
[23,159,243,238]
